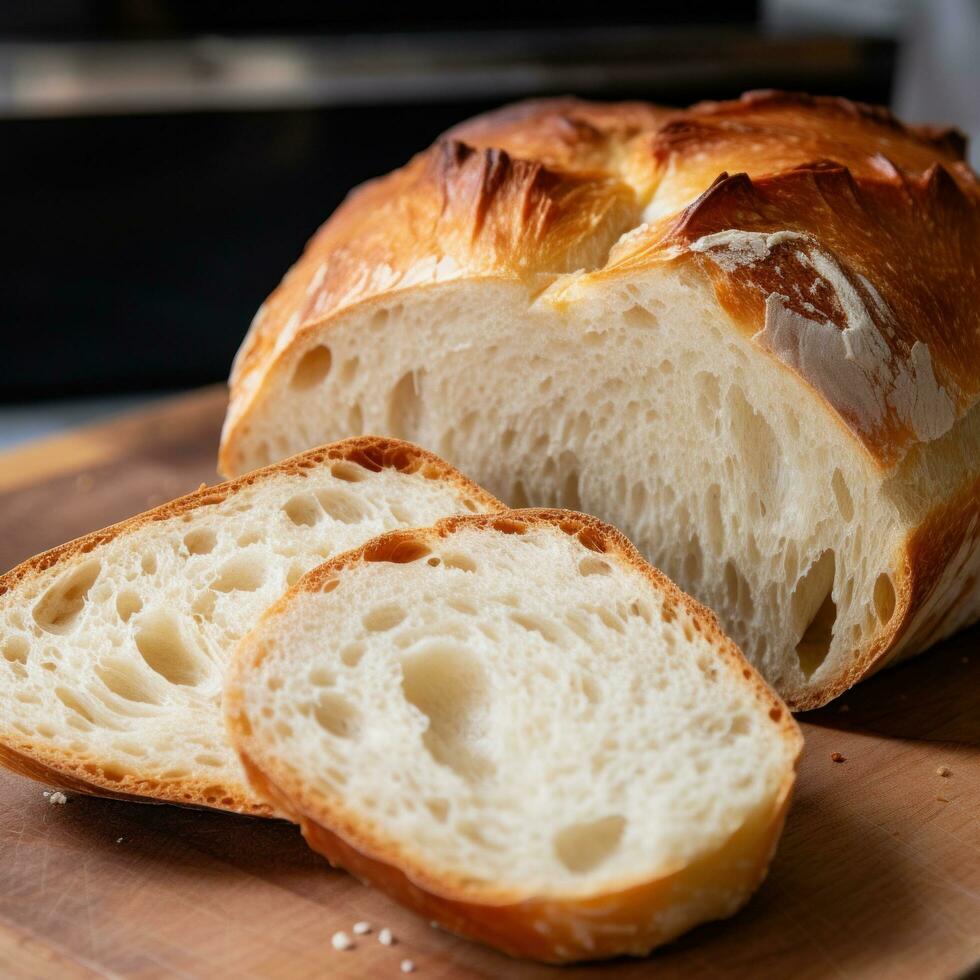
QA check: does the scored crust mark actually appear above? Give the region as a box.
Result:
[613,161,978,468]
[688,89,968,159]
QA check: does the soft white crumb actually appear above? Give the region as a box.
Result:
[400,960,415,974]
[116,837,124,844]
[49,791,68,805]
[378,927,394,946]
[331,931,353,951]
[42,791,50,798]
[353,921,371,935]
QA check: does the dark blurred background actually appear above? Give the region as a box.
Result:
[1,1,978,433]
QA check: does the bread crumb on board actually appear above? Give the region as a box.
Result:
[936,765,952,777]
[400,960,416,974]
[47,791,68,805]
[830,752,846,763]
[378,928,395,946]
[331,931,354,951]
[353,921,371,935]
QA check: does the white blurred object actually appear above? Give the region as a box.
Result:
[764,0,912,37]
[765,0,980,168]
[893,0,980,169]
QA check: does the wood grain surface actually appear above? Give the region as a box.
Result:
[0,388,977,979]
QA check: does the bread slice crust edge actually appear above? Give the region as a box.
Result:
[226,508,803,960]
[0,436,505,813]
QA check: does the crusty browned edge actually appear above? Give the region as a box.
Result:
[689,89,968,158]
[226,508,803,962]
[0,436,506,815]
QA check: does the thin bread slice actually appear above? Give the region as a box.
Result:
[0,437,503,814]
[226,509,802,961]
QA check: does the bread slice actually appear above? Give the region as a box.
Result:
[0,437,502,814]
[226,509,802,962]
[218,93,980,710]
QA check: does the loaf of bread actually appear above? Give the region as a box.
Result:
[0,438,502,812]
[226,509,802,962]
[218,91,980,709]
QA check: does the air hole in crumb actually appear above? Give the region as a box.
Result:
[135,611,206,686]
[339,356,359,384]
[730,714,751,736]
[95,658,160,704]
[579,557,612,577]
[425,798,449,822]
[623,305,658,329]
[561,463,582,511]
[33,560,101,634]
[192,590,216,621]
[554,816,626,874]
[389,502,413,523]
[704,485,724,553]
[141,553,157,575]
[427,557,441,567]
[309,666,336,686]
[316,487,368,524]
[313,692,359,739]
[448,597,478,616]
[443,553,477,573]
[363,537,431,564]
[2,636,29,665]
[341,643,366,667]
[291,345,332,389]
[330,460,367,483]
[874,572,896,625]
[55,687,97,724]
[283,493,320,527]
[510,612,564,644]
[509,481,530,508]
[184,528,217,555]
[388,371,424,440]
[113,591,143,623]
[213,556,264,593]
[793,550,837,679]
[595,607,625,635]
[400,643,493,781]
[490,517,527,536]
[832,469,854,522]
[363,604,407,632]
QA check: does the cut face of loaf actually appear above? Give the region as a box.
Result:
[220,93,980,708]
[226,510,802,963]
[0,438,502,813]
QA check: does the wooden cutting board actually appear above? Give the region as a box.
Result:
[0,387,977,980]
